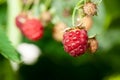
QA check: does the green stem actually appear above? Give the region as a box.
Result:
[72,8,77,26]
[72,0,84,26]
[23,3,31,11]
[45,0,51,10]
[32,0,40,17]
[7,0,22,47]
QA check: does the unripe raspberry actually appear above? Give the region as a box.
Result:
[83,2,97,16]
[88,37,98,53]
[21,18,44,41]
[41,11,52,22]
[53,22,67,42]
[63,27,88,57]
[76,16,93,31]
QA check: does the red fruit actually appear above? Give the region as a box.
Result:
[63,27,88,57]
[15,13,27,28]
[21,19,44,41]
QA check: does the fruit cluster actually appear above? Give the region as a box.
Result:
[15,0,99,57]
[62,1,98,57]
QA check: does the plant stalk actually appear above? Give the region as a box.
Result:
[7,0,22,47]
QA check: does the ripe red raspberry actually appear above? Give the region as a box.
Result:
[63,27,88,57]
[21,18,44,41]
[15,12,27,28]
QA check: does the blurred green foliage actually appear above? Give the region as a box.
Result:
[0,0,120,80]
[0,27,21,63]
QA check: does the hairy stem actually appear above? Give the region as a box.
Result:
[72,0,84,26]
[7,0,22,47]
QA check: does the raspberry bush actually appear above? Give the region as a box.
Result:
[1,0,120,80]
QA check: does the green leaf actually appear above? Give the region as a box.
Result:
[0,27,21,63]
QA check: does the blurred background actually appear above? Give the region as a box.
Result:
[0,0,120,80]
